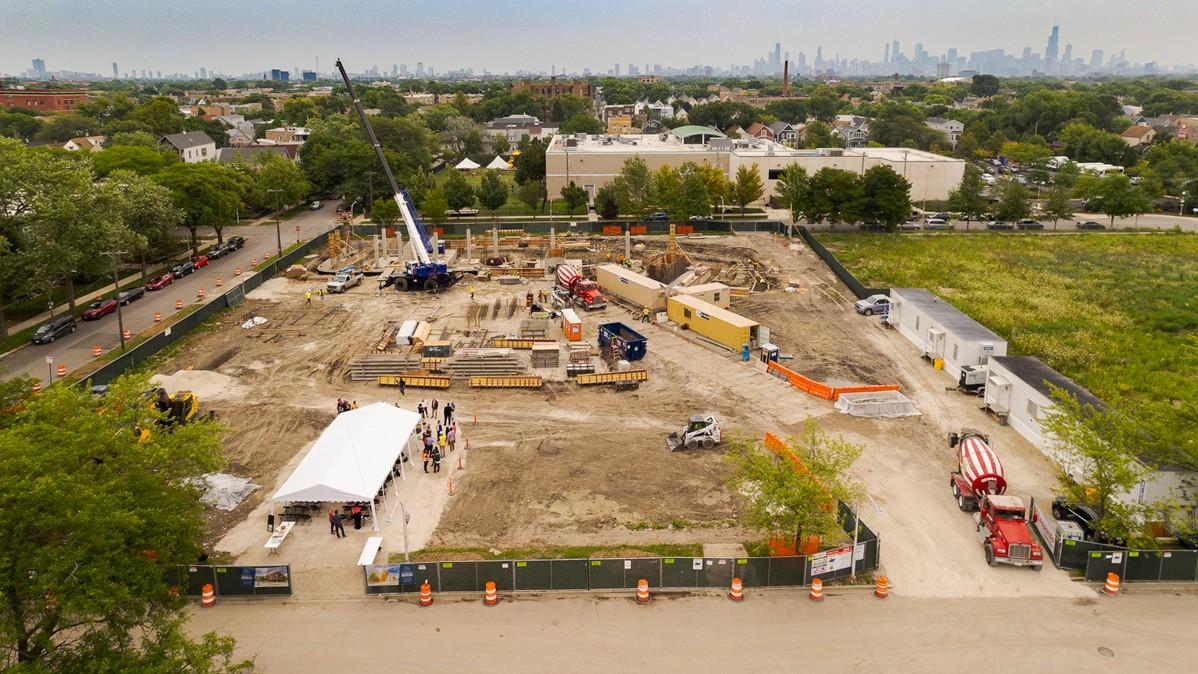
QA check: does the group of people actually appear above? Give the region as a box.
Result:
[335,399,358,414]
[327,504,367,538]
[415,398,458,475]
[416,398,455,427]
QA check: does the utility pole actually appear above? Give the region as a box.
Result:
[268,188,283,257]
[99,251,129,352]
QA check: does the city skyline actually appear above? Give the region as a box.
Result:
[2,0,1197,79]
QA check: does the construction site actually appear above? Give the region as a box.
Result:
[147,217,1091,600]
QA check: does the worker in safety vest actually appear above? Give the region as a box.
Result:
[469,286,475,302]
[641,307,651,323]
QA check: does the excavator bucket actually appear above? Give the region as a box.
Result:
[666,432,685,452]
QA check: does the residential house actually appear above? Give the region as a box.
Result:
[767,121,799,145]
[216,146,292,164]
[160,131,216,163]
[924,117,964,148]
[743,122,775,140]
[645,101,674,120]
[830,115,870,148]
[264,126,310,144]
[723,125,744,138]
[63,135,105,152]
[484,113,558,142]
[1121,125,1157,147]
[601,104,635,122]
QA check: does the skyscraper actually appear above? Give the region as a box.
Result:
[891,41,901,63]
[1090,49,1103,70]
[200,67,207,79]
[112,62,118,79]
[31,58,46,77]
[1044,25,1060,70]
[884,43,890,64]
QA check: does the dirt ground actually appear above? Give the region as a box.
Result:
[156,230,1085,599]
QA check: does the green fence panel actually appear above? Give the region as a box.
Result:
[550,560,589,590]
[1160,550,1198,581]
[478,560,515,591]
[625,558,661,589]
[734,558,770,588]
[661,557,700,588]
[413,562,440,592]
[587,559,625,589]
[700,558,736,587]
[767,556,807,586]
[437,561,478,592]
[513,560,553,591]
[1122,550,1162,581]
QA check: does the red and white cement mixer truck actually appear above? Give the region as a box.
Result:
[948,430,1043,569]
[554,265,606,310]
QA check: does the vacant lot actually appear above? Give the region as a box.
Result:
[819,231,1198,455]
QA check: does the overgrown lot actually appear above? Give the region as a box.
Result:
[819,231,1198,464]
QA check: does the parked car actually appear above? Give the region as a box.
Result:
[649,212,669,222]
[81,298,119,321]
[31,316,76,344]
[226,236,246,250]
[327,269,364,293]
[923,218,953,230]
[309,200,322,210]
[1016,219,1045,230]
[854,294,891,316]
[207,243,227,260]
[145,273,174,291]
[118,286,146,304]
[986,221,1014,230]
[858,222,886,232]
[898,222,921,231]
[1051,497,1099,540]
[171,261,196,278]
[192,254,209,268]
[1076,220,1106,231]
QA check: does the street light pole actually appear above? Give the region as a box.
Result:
[268,188,283,256]
[99,251,129,353]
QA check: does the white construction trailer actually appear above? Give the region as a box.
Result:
[887,288,1007,379]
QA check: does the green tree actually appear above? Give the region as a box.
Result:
[686,101,759,130]
[516,180,545,217]
[92,145,173,177]
[421,186,449,225]
[106,131,159,149]
[612,157,655,219]
[282,97,318,125]
[595,183,619,220]
[725,420,861,550]
[800,120,835,149]
[491,134,510,156]
[101,170,184,279]
[0,376,250,672]
[438,116,480,158]
[970,74,1001,97]
[0,111,43,140]
[1054,161,1081,190]
[1000,141,1052,165]
[945,167,989,229]
[994,178,1033,222]
[513,136,547,185]
[128,96,186,136]
[806,168,864,225]
[560,181,589,216]
[1092,174,1152,226]
[731,164,764,213]
[371,197,401,226]
[211,77,228,90]
[33,113,100,142]
[1042,186,1075,229]
[403,167,435,210]
[653,165,683,219]
[677,164,712,220]
[155,162,247,252]
[1040,387,1154,545]
[477,170,509,219]
[558,114,604,134]
[442,170,476,213]
[870,103,940,149]
[1059,122,1131,164]
[859,165,912,230]
[244,153,310,215]
[774,163,810,223]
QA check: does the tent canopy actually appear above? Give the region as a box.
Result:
[272,403,419,503]
[485,155,510,170]
[454,157,481,170]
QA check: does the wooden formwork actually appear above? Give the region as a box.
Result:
[469,376,543,389]
[377,375,452,389]
[490,338,557,350]
[576,369,648,386]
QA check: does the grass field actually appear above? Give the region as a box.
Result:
[818,232,1198,426]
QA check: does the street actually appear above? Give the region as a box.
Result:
[0,203,339,383]
[186,589,1198,673]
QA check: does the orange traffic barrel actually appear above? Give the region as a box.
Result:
[810,577,824,602]
[251,257,257,266]
[729,577,745,602]
[483,581,498,607]
[32,382,42,394]
[200,583,215,607]
[635,578,651,604]
[419,581,433,607]
[1103,572,1120,597]
[56,364,66,378]
[176,298,183,310]
[196,288,205,300]
[235,267,241,276]
[154,311,162,323]
[123,329,131,340]
[875,576,889,599]
[92,344,101,357]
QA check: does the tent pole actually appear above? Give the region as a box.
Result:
[370,499,379,532]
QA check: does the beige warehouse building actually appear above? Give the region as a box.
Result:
[546,127,965,207]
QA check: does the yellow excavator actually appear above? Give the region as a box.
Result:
[137,388,199,443]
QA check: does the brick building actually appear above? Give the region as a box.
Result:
[0,89,88,112]
[510,77,592,99]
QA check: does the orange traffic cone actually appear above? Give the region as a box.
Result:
[251,257,257,266]
[809,577,824,602]
[200,583,215,607]
[32,382,42,394]
[176,298,183,310]
[123,329,131,340]
[635,578,651,604]
[1103,572,1120,597]
[875,576,889,599]
[419,581,433,606]
[216,277,223,287]
[92,344,101,357]
[197,288,205,300]
[729,577,745,602]
[483,581,498,607]
[56,364,66,378]
[154,311,162,323]
[235,267,241,276]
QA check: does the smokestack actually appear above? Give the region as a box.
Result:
[783,60,789,97]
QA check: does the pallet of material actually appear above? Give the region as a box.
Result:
[565,362,595,376]
[530,343,560,368]
[568,344,592,362]
[491,338,557,350]
[520,319,550,339]
[420,357,445,371]
[348,354,423,381]
[576,369,648,385]
[378,375,452,389]
[443,349,525,378]
[469,376,543,389]
[728,286,751,297]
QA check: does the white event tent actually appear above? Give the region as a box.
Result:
[454,157,481,170]
[485,155,510,170]
[272,402,420,531]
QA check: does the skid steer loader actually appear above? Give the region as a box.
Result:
[666,415,723,451]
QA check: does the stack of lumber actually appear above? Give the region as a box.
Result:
[442,349,525,379]
[520,319,550,339]
[530,343,560,369]
[348,354,423,381]
[568,344,591,362]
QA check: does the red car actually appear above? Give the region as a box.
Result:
[81,298,118,321]
[145,273,174,291]
[193,254,209,268]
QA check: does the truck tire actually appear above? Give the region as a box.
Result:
[951,481,960,498]
[984,543,996,566]
[958,494,969,511]
[1051,504,1063,520]
[395,277,409,292]
[423,278,438,293]
[701,436,715,449]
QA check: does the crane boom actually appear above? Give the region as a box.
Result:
[334,58,432,264]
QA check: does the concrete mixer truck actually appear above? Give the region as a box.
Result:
[554,265,606,310]
[948,430,1043,569]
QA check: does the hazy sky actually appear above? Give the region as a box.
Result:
[2,0,1196,76]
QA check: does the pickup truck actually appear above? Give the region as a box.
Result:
[327,270,364,293]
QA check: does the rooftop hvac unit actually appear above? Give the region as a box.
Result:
[829,149,844,157]
[565,138,578,147]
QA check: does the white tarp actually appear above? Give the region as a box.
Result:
[485,155,510,170]
[834,390,920,418]
[197,473,260,510]
[454,157,481,170]
[272,402,420,503]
